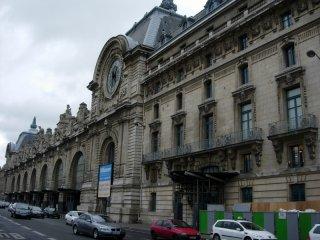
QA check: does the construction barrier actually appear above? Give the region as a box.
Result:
[199,210,320,240]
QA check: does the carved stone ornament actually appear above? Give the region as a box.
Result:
[224,37,233,52]
[262,17,273,30]
[272,140,283,164]
[305,133,317,160]
[251,143,263,167]
[251,24,261,37]
[104,119,112,129]
[215,46,222,56]
[171,111,186,125]
[227,149,237,170]
[155,162,163,179]
[198,99,216,114]
[297,0,308,13]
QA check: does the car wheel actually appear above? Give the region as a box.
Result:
[13,213,16,218]
[73,225,79,235]
[213,234,221,240]
[244,237,252,240]
[93,229,99,239]
[151,231,157,240]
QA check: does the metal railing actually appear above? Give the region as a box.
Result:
[269,114,318,136]
[143,128,263,163]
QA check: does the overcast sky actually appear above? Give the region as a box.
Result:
[0,0,207,167]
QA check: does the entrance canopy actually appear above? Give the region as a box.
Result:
[169,171,239,185]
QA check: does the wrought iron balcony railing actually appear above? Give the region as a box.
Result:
[269,114,318,137]
[143,128,263,163]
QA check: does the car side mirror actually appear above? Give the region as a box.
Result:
[236,228,243,232]
[86,219,92,223]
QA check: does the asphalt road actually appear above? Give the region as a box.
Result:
[0,209,151,240]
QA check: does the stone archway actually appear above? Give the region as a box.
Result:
[22,172,28,192]
[70,152,85,191]
[97,139,116,213]
[39,164,48,191]
[16,174,21,193]
[53,159,63,191]
[30,169,36,192]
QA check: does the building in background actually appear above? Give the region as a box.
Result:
[1,0,320,225]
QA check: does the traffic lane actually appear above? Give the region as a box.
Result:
[0,215,48,240]
[0,209,87,240]
[1,209,151,240]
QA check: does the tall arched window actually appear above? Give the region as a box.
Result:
[30,169,36,191]
[40,165,48,191]
[16,175,21,192]
[71,153,85,190]
[11,177,15,193]
[106,142,115,184]
[22,172,28,192]
[53,160,63,190]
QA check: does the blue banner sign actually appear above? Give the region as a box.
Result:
[98,164,112,198]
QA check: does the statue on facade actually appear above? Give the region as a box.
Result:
[160,0,177,12]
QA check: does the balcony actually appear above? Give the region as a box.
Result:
[143,128,263,163]
[268,114,318,139]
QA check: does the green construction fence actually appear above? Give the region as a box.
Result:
[199,210,320,240]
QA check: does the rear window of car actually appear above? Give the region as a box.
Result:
[215,221,224,228]
[314,226,320,234]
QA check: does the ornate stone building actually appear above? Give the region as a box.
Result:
[1,0,320,225]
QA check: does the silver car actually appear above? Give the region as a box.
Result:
[65,211,84,225]
[73,213,125,239]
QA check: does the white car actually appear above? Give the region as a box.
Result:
[212,219,277,240]
[65,211,84,225]
[308,224,320,240]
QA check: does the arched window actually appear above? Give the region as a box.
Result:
[16,175,21,192]
[40,165,48,191]
[22,172,28,192]
[11,177,15,193]
[53,160,63,190]
[71,153,85,190]
[106,142,115,184]
[30,169,36,192]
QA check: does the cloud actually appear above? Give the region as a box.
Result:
[0,0,207,166]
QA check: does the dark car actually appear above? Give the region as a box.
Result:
[43,207,60,219]
[73,213,125,239]
[30,206,45,218]
[0,201,10,209]
[150,219,200,240]
[10,203,32,219]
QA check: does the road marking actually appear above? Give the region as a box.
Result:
[47,238,57,240]
[9,233,26,239]
[12,222,21,226]
[21,226,31,230]
[32,231,46,237]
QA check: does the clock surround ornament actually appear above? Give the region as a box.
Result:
[104,58,123,99]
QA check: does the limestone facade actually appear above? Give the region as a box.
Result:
[141,0,320,225]
[1,0,320,225]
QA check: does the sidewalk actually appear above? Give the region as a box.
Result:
[118,223,150,232]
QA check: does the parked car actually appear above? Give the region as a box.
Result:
[73,213,125,239]
[65,211,84,225]
[30,206,44,218]
[308,224,320,240]
[150,219,200,240]
[98,214,115,223]
[10,203,32,219]
[212,219,277,240]
[0,201,9,209]
[43,207,60,219]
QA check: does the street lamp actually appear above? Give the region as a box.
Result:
[306,50,320,60]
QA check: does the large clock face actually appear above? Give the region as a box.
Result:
[106,59,122,95]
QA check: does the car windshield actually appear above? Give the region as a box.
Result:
[92,215,106,223]
[171,220,190,228]
[32,206,41,211]
[16,204,29,210]
[47,208,55,212]
[100,215,112,222]
[240,221,263,230]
